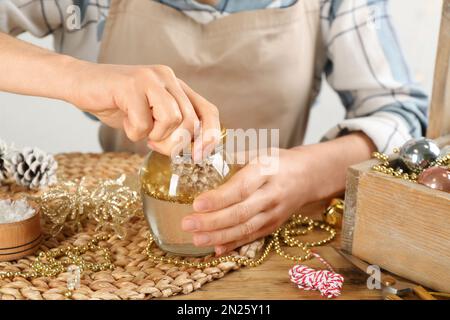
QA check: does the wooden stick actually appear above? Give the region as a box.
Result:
[428,0,450,139]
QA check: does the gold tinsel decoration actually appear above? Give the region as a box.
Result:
[33,175,142,237]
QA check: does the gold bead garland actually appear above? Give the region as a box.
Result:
[371,150,450,181]
[145,214,336,269]
[371,151,418,181]
[0,233,114,297]
[435,153,450,168]
[31,233,113,277]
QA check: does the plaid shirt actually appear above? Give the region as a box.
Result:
[0,0,428,153]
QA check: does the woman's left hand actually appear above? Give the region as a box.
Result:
[181,148,316,255]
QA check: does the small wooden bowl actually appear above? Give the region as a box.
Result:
[0,203,42,262]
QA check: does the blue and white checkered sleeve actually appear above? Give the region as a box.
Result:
[320,0,428,153]
[0,0,72,37]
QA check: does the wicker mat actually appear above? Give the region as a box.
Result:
[0,153,263,300]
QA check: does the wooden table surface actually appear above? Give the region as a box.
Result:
[171,201,384,300]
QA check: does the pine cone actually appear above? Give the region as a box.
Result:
[0,140,12,182]
[10,147,58,189]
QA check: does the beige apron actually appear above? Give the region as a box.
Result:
[98,0,323,154]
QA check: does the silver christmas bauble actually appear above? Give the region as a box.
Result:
[399,138,441,173]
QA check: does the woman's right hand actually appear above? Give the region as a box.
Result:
[67,62,221,158]
[0,33,218,157]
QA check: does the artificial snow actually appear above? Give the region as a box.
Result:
[0,199,35,223]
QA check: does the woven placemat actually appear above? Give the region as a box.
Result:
[0,153,263,300]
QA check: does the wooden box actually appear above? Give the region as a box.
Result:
[342,0,450,293]
[0,204,42,262]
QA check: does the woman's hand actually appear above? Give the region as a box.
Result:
[0,34,219,157]
[68,62,220,157]
[181,132,376,255]
[181,148,317,255]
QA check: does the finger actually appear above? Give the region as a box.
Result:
[215,219,279,256]
[121,94,153,142]
[147,88,183,141]
[182,186,276,232]
[192,210,273,247]
[147,126,193,157]
[179,80,220,161]
[192,164,267,212]
[164,81,200,156]
[166,81,199,136]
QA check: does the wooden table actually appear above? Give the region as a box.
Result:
[173,200,383,300]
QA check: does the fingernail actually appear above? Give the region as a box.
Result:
[193,199,210,212]
[215,246,226,256]
[194,234,211,246]
[182,218,198,232]
[202,142,216,158]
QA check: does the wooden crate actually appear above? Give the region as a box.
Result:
[342,0,450,293]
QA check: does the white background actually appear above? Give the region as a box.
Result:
[0,0,443,153]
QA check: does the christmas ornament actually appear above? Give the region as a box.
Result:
[372,138,450,187]
[66,265,81,294]
[399,138,441,173]
[322,198,344,228]
[9,147,58,189]
[372,152,418,181]
[34,174,143,237]
[417,166,450,193]
[140,144,235,256]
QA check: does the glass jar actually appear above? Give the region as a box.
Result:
[139,137,236,256]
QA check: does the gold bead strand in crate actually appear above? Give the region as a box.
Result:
[145,214,336,268]
[371,151,418,181]
[435,153,450,167]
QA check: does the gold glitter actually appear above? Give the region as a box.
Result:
[140,147,238,204]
